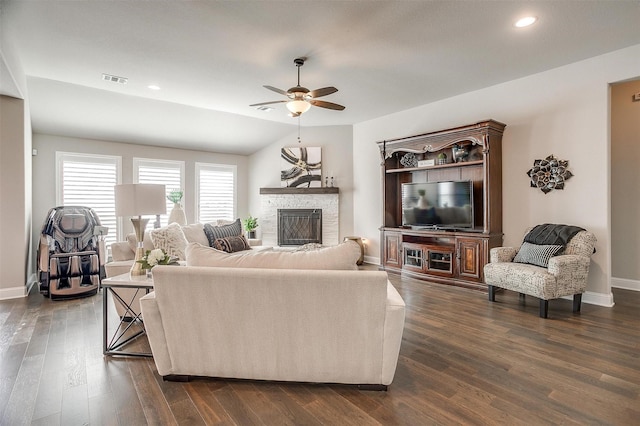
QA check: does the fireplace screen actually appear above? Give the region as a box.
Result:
[277,209,322,246]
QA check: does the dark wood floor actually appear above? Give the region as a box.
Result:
[1,272,639,425]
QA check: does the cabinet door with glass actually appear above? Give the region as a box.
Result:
[425,245,455,277]
[402,243,424,273]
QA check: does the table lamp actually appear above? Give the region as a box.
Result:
[115,184,166,275]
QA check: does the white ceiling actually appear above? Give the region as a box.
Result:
[2,1,639,155]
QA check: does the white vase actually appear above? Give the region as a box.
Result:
[168,203,187,225]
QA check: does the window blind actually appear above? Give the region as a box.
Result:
[196,163,236,223]
[134,158,185,230]
[56,153,121,246]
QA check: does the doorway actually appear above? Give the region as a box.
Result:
[610,78,640,291]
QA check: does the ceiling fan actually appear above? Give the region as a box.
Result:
[250,57,345,117]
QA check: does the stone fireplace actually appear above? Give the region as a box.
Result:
[260,187,339,247]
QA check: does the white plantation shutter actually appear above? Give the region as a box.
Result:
[56,152,121,246]
[133,158,185,230]
[196,163,236,223]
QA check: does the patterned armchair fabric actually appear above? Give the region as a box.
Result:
[483,229,596,318]
[38,206,107,299]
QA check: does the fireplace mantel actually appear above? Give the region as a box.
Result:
[260,187,339,195]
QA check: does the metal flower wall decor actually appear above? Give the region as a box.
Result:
[527,155,573,194]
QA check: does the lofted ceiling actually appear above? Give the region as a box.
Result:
[1,1,639,155]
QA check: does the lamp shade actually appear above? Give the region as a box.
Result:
[286,99,311,114]
[114,184,166,217]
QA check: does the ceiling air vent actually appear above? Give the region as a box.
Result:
[102,73,128,84]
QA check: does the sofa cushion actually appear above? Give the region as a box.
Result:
[186,240,361,270]
[150,223,189,260]
[213,235,251,253]
[513,242,563,268]
[203,219,242,246]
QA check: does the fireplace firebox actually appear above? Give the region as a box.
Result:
[277,209,322,246]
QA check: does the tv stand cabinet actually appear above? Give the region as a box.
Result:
[377,120,506,289]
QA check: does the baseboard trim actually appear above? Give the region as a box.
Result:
[0,273,37,300]
[0,287,27,300]
[363,255,380,266]
[611,277,640,291]
[562,291,615,307]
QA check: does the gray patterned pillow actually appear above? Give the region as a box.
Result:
[513,242,563,268]
[203,219,242,247]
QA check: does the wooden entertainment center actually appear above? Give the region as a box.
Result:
[378,120,506,289]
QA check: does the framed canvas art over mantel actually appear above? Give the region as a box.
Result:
[281,147,322,188]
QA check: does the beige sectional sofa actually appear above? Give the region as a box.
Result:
[105,221,262,317]
[106,222,259,277]
[140,263,406,388]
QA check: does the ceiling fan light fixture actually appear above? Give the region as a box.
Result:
[250,56,344,115]
[286,99,311,115]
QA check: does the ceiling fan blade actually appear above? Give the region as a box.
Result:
[249,100,287,107]
[309,99,345,111]
[264,85,289,96]
[309,86,338,98]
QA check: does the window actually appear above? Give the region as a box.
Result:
[196,163,236,223]
[133,158,185,230]
[56,152,121,246]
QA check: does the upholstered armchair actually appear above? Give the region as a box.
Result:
[483,226,596,318]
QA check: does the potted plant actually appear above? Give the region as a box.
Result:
[242,215,259,239]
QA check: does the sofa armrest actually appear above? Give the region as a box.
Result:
[547,255,591,294]
[111,241,135,261]
[140,292,173,375]
[382,281,405,385]
[247,238,262,247]
[489,247,517,263]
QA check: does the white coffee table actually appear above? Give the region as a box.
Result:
[102,272,154,357]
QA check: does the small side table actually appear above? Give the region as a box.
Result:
[102,273,154,357]
[343,236,365,265]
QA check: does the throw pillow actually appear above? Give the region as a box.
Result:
[213,235,251,253]
[203,219,242,246]
[149,222,189,260]
[186,240,361,270]
[513,242,563,268]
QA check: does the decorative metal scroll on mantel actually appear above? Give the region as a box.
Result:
[527,155,573,194]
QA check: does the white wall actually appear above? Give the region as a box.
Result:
[0,96,32,299]
[354,43,640,305]
[32,133,250,254]
[248,125,355,241]
[0,37,33,300]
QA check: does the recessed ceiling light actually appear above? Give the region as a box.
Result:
[147,85,161,90]
[515,16,537,28]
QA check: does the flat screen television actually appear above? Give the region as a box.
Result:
[401,180,474,230]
